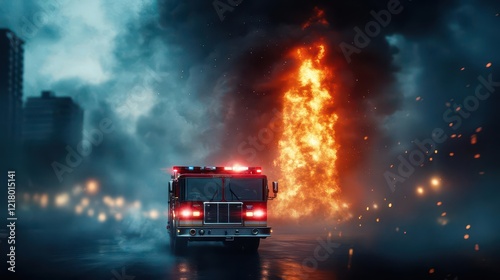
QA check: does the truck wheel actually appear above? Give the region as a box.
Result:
[170,235,188,255]
[242,238,260,253]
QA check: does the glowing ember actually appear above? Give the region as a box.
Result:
[474,154,481,159]
[416,187,425,195]
[464,234,470,240]
[437,217,448,226]
[348,248,354,269]
[302,7,329,29]
[273,42,344,219]
[471,134,477,145]
[466,224,471,230]
[486,62,492,68]
[431,178,440,187]
[475,244,479,251]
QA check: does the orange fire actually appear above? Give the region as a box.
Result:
[273,42,346,220]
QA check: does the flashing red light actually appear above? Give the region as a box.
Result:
[181,209,191,218]
[173,166,262,174]
[246,209,265,218]
[180,208,202,219]
[254,209,265,218]
[233,166,249,171]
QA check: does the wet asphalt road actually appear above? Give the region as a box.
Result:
[5,223,500,280]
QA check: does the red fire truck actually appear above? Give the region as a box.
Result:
[167,166,278,254]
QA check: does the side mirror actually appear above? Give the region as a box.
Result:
[272,181,279,194]
[168,181,173,193]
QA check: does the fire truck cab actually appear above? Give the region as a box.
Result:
[167,166,278,254]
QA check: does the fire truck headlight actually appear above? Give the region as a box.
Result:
[189,229,196,236]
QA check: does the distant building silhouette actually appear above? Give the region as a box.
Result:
[23,91,83,186]
[0,29,24,152]
[23,90,83,146]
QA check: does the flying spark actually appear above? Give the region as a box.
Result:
[416,187,425,196]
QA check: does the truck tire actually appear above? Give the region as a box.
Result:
[227,238,260,253]
[170,235,188,255]
[242,238,260,253]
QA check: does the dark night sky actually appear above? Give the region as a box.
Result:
[1,0,499,261]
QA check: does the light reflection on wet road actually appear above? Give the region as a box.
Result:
[13,229,350,279]
[10,227,500,280]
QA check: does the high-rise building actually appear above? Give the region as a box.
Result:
[0,28,24,147]
[23,91,83,186]
[23,90,83,146]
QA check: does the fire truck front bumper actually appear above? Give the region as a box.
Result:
[175,227,271,239]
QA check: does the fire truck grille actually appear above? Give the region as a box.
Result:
[204,202,243,224]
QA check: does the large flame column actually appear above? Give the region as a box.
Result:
[273,43,344,219]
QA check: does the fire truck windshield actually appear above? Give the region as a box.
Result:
[183,178,222,201]
[225,178,264,202]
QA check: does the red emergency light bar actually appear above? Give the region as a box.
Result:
[172,166,262,175]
